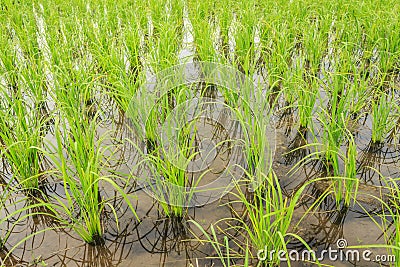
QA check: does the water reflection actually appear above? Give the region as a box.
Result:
[358,141,400,184]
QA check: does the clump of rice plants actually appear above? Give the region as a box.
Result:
[0,77,49,194]
[137,85,205,218]
[295,80,319,131]
[317,107,345,178]
[371,90,396,144]
[291,53,320,131]
[263,21,297,106]
[42,76,138,244]
[317,66,356,176]
[233,171,310,265]
[145,122,198,218]
[191,171,312,266]
[187,0,219,62]
[146,0,184,72]
[83,4,142,112]
[51,115,105,244]
[231,0,263,75]
[0,18,53,194]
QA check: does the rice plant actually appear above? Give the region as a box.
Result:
[226,171,312,266]
[84,4,142,112]
[145,128,198,218]
[187,0,219,62]
[45,117,138,244]
[147,0,184,72]
[138,85,209,217]
[41,74,138,244]
[371,90,396,144]
[52,114,105,244]
[0,68,49,194]
[337,133,359,207]
[292,56,319,130]
[231,0,263,75]
[317,68,355,176]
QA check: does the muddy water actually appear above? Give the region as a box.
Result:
[2,188,229,266]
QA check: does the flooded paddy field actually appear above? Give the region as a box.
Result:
[1,0,400,266]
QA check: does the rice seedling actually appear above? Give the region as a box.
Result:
[262,21,296,105]
[0,49,50,193]
[144,130,198,218]
[210,1,235,64]
[345,73,370,122]
[371,90,397,144]
[291,58,320,131]
[51,115,105,244]
[212,61,275,190]
[43,115,138,244]
[325,131,359,208]
[317,50,359,168]
[317,108,344,178]
[35,68,139,243]
[190,170,314,266]
[245,170,304,261]
[230,1,262,75]
[136,84,214,217]
[238,87,274,191]
[186,0,219,62]
[81,5,142,112]
[231,172,302,265]
[149,94,199,217]
[146,0,184,72]
[0,97,46,193]
[342,134,358,207]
